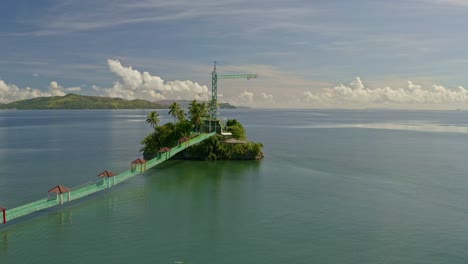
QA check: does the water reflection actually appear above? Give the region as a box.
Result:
[2,231,7,255]
[0,208,72,256]
[139,160,261,247]
[291,122,468,134]
[48,209,73,226]
[146,160,261,191]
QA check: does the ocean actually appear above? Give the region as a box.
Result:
[1,109,468,263]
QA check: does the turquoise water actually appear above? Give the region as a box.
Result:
[1,109,468,263]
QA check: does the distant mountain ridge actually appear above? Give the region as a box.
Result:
[0,94,166,109]
[0,94,240,110]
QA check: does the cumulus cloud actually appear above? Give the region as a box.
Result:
[0,80,79,104]
[227,91,275,106]
[261,93,274,103]
[6,59,468,110]
[65,86,82,92]
[238,91,254,105]
[303,77,468,108]
[95,59,209,101]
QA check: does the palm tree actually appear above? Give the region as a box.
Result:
[176,108,186,122]
[146,111,160,129]
[168,102,181,124]
[199,102,208,118]
[145,111,161,147]
[188,100,198,124]
[188,100,209,131]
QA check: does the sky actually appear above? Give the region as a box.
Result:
[1,0,468,109]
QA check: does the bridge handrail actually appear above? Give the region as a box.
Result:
[3,132,216,224]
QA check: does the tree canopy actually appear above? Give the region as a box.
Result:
[140,100,263,160]
[146,111,160,129]
[168,102,181,124]
[188,100,209,131]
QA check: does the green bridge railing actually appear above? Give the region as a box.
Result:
[1,132,215,224]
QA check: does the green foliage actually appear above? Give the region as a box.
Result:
[176,108,186,122]
[188,100,209,131]
[176,120,194,136]
[141,132,160,160]
[0,93,166,109]
[226,119,246,139]
[140,109,263,161]
[0,95,239,110]
[146,111,160,129]
[226,119,240,126]
[218,103,236,109]
[141,120,194,160]
[184,134,263,160]
[168,102,181,124]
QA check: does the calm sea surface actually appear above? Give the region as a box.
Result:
[1,109,468,263]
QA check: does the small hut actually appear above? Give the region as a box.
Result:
[158,147,171,159]
[0,207,6,224]
[48,185,71,205]
[178,136,191,147]
[98,170,117,188]
[131,158,147,173]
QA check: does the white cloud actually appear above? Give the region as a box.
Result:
[6,60,468,110]
[49,81,81,94]
[303,77,468,109]
[0,80,79,104]
[48,81,65,96]
[65,86,82,92]
[261,93,274,103]
[213,63,330,108]
[237,91,254,105]
[95,59,209,101]
[225,91,276,107]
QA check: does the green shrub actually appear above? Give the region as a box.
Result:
[226,119,246,139]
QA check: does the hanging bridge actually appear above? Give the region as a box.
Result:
[1,132,216,225]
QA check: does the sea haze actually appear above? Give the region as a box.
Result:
[1,109,468,263]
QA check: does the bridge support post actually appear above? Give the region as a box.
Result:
[1,208,6,224]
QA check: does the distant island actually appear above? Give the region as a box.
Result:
[0,94,238,110]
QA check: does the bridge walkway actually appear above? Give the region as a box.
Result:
[2,132,215,224]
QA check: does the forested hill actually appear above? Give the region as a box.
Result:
[0,94,167,109]
[0,94,240,110]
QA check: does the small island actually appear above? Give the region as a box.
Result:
[141,100,264,161]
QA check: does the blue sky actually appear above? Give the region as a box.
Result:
[1,0,468,108]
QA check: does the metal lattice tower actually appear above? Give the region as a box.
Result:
[211,61,258,119]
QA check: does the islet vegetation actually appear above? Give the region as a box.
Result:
[141,100,264,161]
